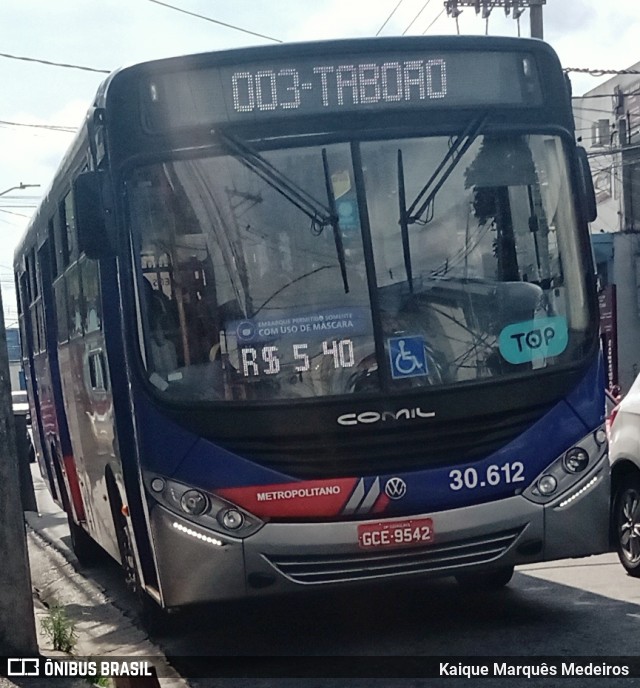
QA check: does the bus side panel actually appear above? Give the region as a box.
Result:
[58,334,120,561]
[26,349,60,502]
[54,342,87,518]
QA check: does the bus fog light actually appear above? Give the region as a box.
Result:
[219,508,244,530]
[538,475,558,495]
[150,477,165,493]
[594,428,607,446]
[180,490,209,516]
[563,447,589,473]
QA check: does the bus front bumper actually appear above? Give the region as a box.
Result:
[149,459,610,609]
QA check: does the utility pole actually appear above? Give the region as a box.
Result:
[528,0,545,39]
[444,0,546,39]
[0,285,38,656]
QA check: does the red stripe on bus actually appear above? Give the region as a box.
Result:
[217,478,359,519]
[62,454,86,522]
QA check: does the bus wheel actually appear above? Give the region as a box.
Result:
[67,515,103,567]
[455,565,514,590]
[113,501,168,634]
[613,476,640,577]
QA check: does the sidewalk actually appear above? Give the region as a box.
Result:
[5,465,190,688]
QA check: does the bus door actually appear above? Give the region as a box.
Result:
[64,257,118,555]
[38,239,86,524]
[18,269,56,500]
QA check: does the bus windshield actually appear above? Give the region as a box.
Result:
[129,131,589,403]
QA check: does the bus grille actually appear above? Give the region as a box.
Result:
[222,403,551,479]
[263,528,521,585]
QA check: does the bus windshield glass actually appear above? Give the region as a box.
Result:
[129,131,589,403]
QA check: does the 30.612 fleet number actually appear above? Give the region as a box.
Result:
[448,462,525,491]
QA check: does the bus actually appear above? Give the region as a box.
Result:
[15,35,608,625]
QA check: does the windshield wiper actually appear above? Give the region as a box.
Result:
[397,148,413,293]
[322,148,349,294]
[214,130,349,293]
[397,113,487,293]
[404,113,487,226]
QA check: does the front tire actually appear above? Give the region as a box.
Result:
[112,498,169,634]
[613,476,640,577]
[455,565,515,590]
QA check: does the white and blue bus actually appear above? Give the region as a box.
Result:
[15,35,608,625]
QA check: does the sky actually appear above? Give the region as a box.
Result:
[1,0,639,327]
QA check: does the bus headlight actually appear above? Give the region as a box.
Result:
[144,472,263,538]
[562,447,589,473]
[219,508,244,530]
[180,489,209,516]
[524,427,606,505]
[537,475,557,495]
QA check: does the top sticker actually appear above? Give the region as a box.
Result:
[498,316,569,365]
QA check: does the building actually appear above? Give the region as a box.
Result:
[573,61,640,393]
[6,327,24,391]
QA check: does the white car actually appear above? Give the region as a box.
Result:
[11,389,35,463]
[11,389,29,418]
[608,380,640,576]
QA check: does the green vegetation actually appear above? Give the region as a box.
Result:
[41,603,77,653]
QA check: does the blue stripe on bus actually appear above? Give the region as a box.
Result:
[135,356,603,514]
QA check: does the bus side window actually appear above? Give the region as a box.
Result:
[52,208,67,276]
[29,305,39,354]
[59,191,78,268]
[35,302,45,353]
[18,271,33,349]
[54,279,69,344]
[88,351,108,390]
[24,253,42,354]
[81,260,102,333]
[29,248,39,301]
[66,266,84,340]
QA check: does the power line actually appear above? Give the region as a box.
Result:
[573,105,621,116]
[376,0,405,35]
[0,51,109,74]
[402,0,434,35]
[572,94,626,100]
[586,143,640,158]
[423,7,446,33]
[0,119,76,133]
[0,209,30,219]
[147,0,282,43]
[565,66,640,78]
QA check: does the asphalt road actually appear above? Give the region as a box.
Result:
[165,558,640,686]
[24,465,640,687]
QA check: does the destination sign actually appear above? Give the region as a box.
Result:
[142,50,542,130]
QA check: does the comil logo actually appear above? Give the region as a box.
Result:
[499,316,569,365]
[337,407,435,426]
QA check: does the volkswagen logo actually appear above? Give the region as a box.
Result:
[385,477,407,500]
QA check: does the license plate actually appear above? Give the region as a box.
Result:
[357,517,435,550]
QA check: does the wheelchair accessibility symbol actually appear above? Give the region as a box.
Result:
[388,336,428,379]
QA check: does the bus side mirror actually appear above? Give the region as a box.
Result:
[576,146,597,224]
[73,170,115,259]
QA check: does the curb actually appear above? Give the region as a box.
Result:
[26,522,189,688]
